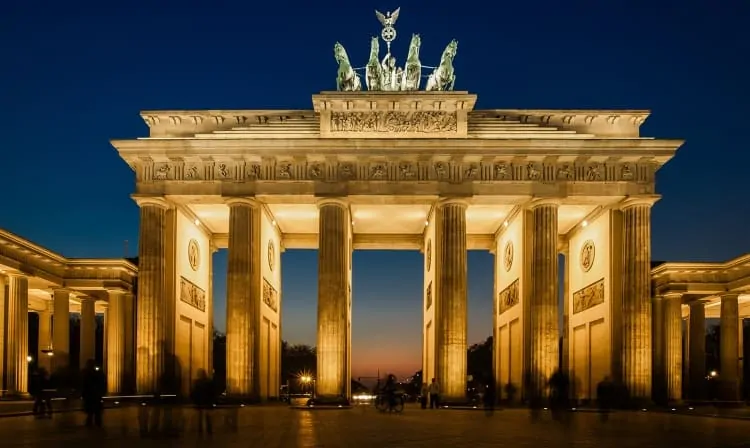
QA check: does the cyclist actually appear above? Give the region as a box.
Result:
[383,374,398,411]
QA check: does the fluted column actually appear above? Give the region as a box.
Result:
[620,197,655,401]
[135,197,170,393]
[122,293,135,393]
[527,200,559,398]
[720,293,740,401]
[225,197,261,398]
[663,293,683,402]
[6,275,29,395]
[316,198,350,398]
[433,198,468,402]
[80,298,96,368]
[0,275,6,389]
[106,291,126,394]
[52,289,70,373]
[561,248,570,374]
[688,301,706,399]
[38,302,53,372]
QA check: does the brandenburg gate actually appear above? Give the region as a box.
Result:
[110,9,686,403]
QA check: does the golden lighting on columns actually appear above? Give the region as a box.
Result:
[619,195,659,401]
[133,196,172,394]
[6,274,29,395]
[433,198,468,402]
[316,197,350,398]
[225,197,262,398]
[527,198,560,398]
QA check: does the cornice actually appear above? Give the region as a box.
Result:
[131,195,172,210]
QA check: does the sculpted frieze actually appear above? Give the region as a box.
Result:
[180,276,206,312]
[141,159,655,184]
[498,278,519,315]
[573,278,605,314]
[262,278,279,312]
[329,111,458,134]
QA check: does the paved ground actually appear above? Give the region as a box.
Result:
[2,404,750,447]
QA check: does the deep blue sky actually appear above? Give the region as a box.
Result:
[2,1,748,378]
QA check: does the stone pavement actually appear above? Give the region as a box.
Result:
[1,404,750,447]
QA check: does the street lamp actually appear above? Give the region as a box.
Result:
[26,355,33,363]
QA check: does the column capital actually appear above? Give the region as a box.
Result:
[720,292,740,301]
[316,197,349,209]
[528,197,562,209]
[131,195,171,209]
[618,195,661,210]
[436,197,469,208]
[662,292,684,301]
[225,196,262,208]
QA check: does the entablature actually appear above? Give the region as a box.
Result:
[651,254,750,299]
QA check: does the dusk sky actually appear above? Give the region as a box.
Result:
[2,1,748,379]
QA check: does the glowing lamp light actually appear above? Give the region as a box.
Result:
[581,220,588,227]
[424,221,429,226]
[46,352,54,357]
[26,355,33,362]
[710,370,718,377]
[271,220,276,226]
[503,221,509,228]
[194,219,200,226]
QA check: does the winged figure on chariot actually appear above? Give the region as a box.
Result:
[332,7,458,92]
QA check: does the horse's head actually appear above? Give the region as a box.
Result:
[443,39,458,62]
[370,36,380,57]
[410,33,422,54]
[333,42,348,65]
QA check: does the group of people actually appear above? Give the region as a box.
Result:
[28,359,106,426]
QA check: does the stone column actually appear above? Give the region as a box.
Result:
[561,248,570,375]
[433,199,468,403]
[38,302,53,373]
[527,200,559,398]
[52,289,70,373]
[106,291,126,394]
[316,198,350,398]
[122,293,135,393]
[208,242,217,377]
[134,197,170,393]
[620,197,655,401]
[652,296,665,403]
[663,293,683,402]
[6,275,29,395]
[80,298,96,368]
[225,198,261,398]
[688,301,706,399]
[720,293,740,401]
[0,274,6,389]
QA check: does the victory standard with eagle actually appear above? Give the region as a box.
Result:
[333,7,458,92]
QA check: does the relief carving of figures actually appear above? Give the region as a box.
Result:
[557,164,573,180]
[180,277,206,312]
[434,162,449,179]
[398,162,416,179]
[216,163,232,179]
[585,163,603,181]
[154,164,170,180]
[370,163,387,180]
[497,279,519,315]
[621,163,634,180]
[463,164,478,180]
[494,162,511,180]
[338,162,355,180]
[573,278,605,314]
[262,278,279,312]
[308,163,324,180]
[329,112,457,133]
[526,162,541,180]
[246,163,261,179]
[277,162,293,179]
[425,282,433,311]
[185,165,200,180]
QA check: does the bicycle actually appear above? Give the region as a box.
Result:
[374,392,404,413]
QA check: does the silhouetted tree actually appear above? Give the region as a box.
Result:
[213,330,226,391]
[467,336,493,388]
[281,342,316,389]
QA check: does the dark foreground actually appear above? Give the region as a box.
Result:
[2,404,750,447]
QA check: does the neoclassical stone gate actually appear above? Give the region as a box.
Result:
[112,90,683,401]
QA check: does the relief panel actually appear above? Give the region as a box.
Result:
[572,278,605,314]
[498,278,519,315]
[180,276,206,312]
[262,277,279,312]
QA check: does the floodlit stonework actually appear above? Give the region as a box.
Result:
[0,229,136,396]
[111,89,689,402]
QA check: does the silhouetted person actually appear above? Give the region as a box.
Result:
[483,375,496,416]
[596,376,615,422]
[383,374,397,411]
[420,382,428,409]
[30,367,52,418]
[80,359,105,427]
[191,369,216,435]
[428,378,440,409]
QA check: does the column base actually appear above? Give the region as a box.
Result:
[306,395,351,407]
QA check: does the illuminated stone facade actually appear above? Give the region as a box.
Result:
[112,90,688,403]
[0,229,136,396]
